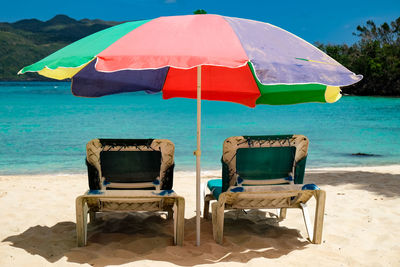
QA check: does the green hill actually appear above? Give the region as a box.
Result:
[0,15,120,81]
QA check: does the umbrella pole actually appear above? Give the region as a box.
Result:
[196,65,201,246]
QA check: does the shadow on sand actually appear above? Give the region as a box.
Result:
[3,210,307,266]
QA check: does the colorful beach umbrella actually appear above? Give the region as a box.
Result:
[19,14,362,246]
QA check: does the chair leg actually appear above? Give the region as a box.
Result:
[212,201,225,244]
[204,198,210,219]
[300,203,314,242]
[173,197,185,246]
[235,209,241,219]
[167,207,173,220]
[200,182,206,216]
[76,196,88,247]
[89,211,96,223]
[173,201,177,244]
[204,194,216,220]
[278,208,287,221]
[312,190,326,244]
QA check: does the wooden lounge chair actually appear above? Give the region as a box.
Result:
[75,138,185,246]
[203,135,325,244]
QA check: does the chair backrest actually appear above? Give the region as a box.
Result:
[100,150,161,183]
[86,138,175,190]
[221,135,309,192]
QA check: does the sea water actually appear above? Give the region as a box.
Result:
[0,81,399,175]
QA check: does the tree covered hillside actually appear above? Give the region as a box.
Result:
[0,15,120,81]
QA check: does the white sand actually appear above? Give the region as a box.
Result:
[0,166,400,266]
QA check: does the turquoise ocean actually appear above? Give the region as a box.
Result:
[1,81,399,175]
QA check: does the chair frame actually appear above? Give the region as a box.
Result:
[76,138,185,246]
[203,135,326,244]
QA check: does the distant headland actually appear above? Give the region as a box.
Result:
[0,15,121,81]
[0,14,399,96]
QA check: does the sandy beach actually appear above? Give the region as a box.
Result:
[0,166,400,266]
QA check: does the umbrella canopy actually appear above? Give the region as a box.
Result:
[19,14,362,107]
[19,14,362,246]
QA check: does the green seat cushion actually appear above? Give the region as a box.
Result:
[207,179,222,200]
[100,150,161,183]
[236,146,296,181]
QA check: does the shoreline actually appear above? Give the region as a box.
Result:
[1,164,400,177]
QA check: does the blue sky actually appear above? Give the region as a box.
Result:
[2,0,399,44]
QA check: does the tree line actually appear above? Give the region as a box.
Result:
[317,17,400,96]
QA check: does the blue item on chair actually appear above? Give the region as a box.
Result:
[207,179,223,200]
[302,183,320,190]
